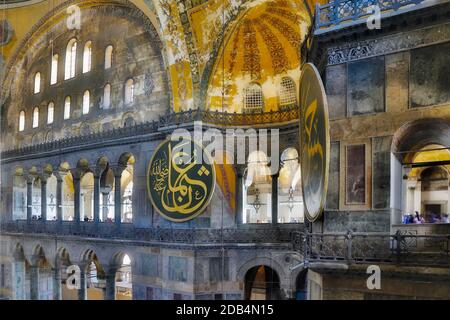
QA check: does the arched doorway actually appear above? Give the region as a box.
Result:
[244,265,281,300]
[58,248,75,300]
[12,244,28,300]
[30,245,53,300]
[295,269,308,300]
[80,250,105,300]
[115,254,132,300]
[403,146,450,224]
[391,119,450,227]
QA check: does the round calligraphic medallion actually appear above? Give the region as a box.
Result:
[147,138,216,222]
[299,63,330,222]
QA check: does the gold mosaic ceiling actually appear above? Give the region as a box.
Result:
[207,0,313,112]
[1,0,325,113]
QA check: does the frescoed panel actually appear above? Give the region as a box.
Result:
[345,144,366,205]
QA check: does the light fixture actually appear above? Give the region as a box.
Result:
[280,187,303,213]
[248,188,266,214]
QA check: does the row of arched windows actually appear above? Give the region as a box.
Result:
[19,79,134,132]
[243,77,297,113]
[33,39,113,94]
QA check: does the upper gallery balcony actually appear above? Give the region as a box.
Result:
[1,106,299,160]
[315,0,449,34]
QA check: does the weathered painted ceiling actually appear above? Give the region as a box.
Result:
[0,0,326,112]
[207,0,312,112]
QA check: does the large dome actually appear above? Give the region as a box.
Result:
[207,0,313,113]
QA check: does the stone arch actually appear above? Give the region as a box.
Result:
[118,152,135,167]
[391,118,450,163]
[56,247,72,266]
[12,243,27,262]
[96,156,110,172]
[241,263,282,300]
[390,118,450,225]
[30,243,52,267]
[237,256,287,283]
[76,158,91,176]
[110,251,133,268]
[80,248,105,274]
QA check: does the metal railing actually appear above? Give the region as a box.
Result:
[159,107,299,127]
[1,105,299,159]
[315,0,426,30]
[0,221,299,245]
[292,231,450,267]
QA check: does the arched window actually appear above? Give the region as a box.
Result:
[47,102,54,124]
[105,45,113,69]
[83,90,90,115]
[46,174,57,220]
[103,83,111,109]
[125,79,134,105]
[120,157,134,223]
[81,172,94,222]
[65,39,77,80]
[34,72,41,94]
[13,174,27,220]
[243,151,272,224]
[19,111,25,132]
[51,54,58,85]
[32,177,42,219]
[122,181,133,223]
[278,148,303,223]
[83,41,92,73]
[32,107,39,128]
[279,77,297,109]
[62,170,75,221]
[64,96,71,120]
[244,83,263,113]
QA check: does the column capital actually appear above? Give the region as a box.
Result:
[54,170,68,181]
[25,175,34,184]
[235,164,246,177]
[92,165,106,178]
[112,165,127,177]
[70,168,82,180]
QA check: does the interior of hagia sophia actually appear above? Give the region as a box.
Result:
[0,0,450,301]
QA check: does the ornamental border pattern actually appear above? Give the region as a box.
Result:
[326,23,450,65]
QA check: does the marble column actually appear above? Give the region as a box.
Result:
[102,192,109,222]
[41,179,47,222]
[271,173,279,226]
[30,265,39,300]
[114,172,122,228]
[73,176,81,224]
[56,174,63,222]
[236,167,244,226]
[78,269,87,300]
[52,267,62,300]
[93,175,100,224]
[26,179,33,222]
[104,271,116,300]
